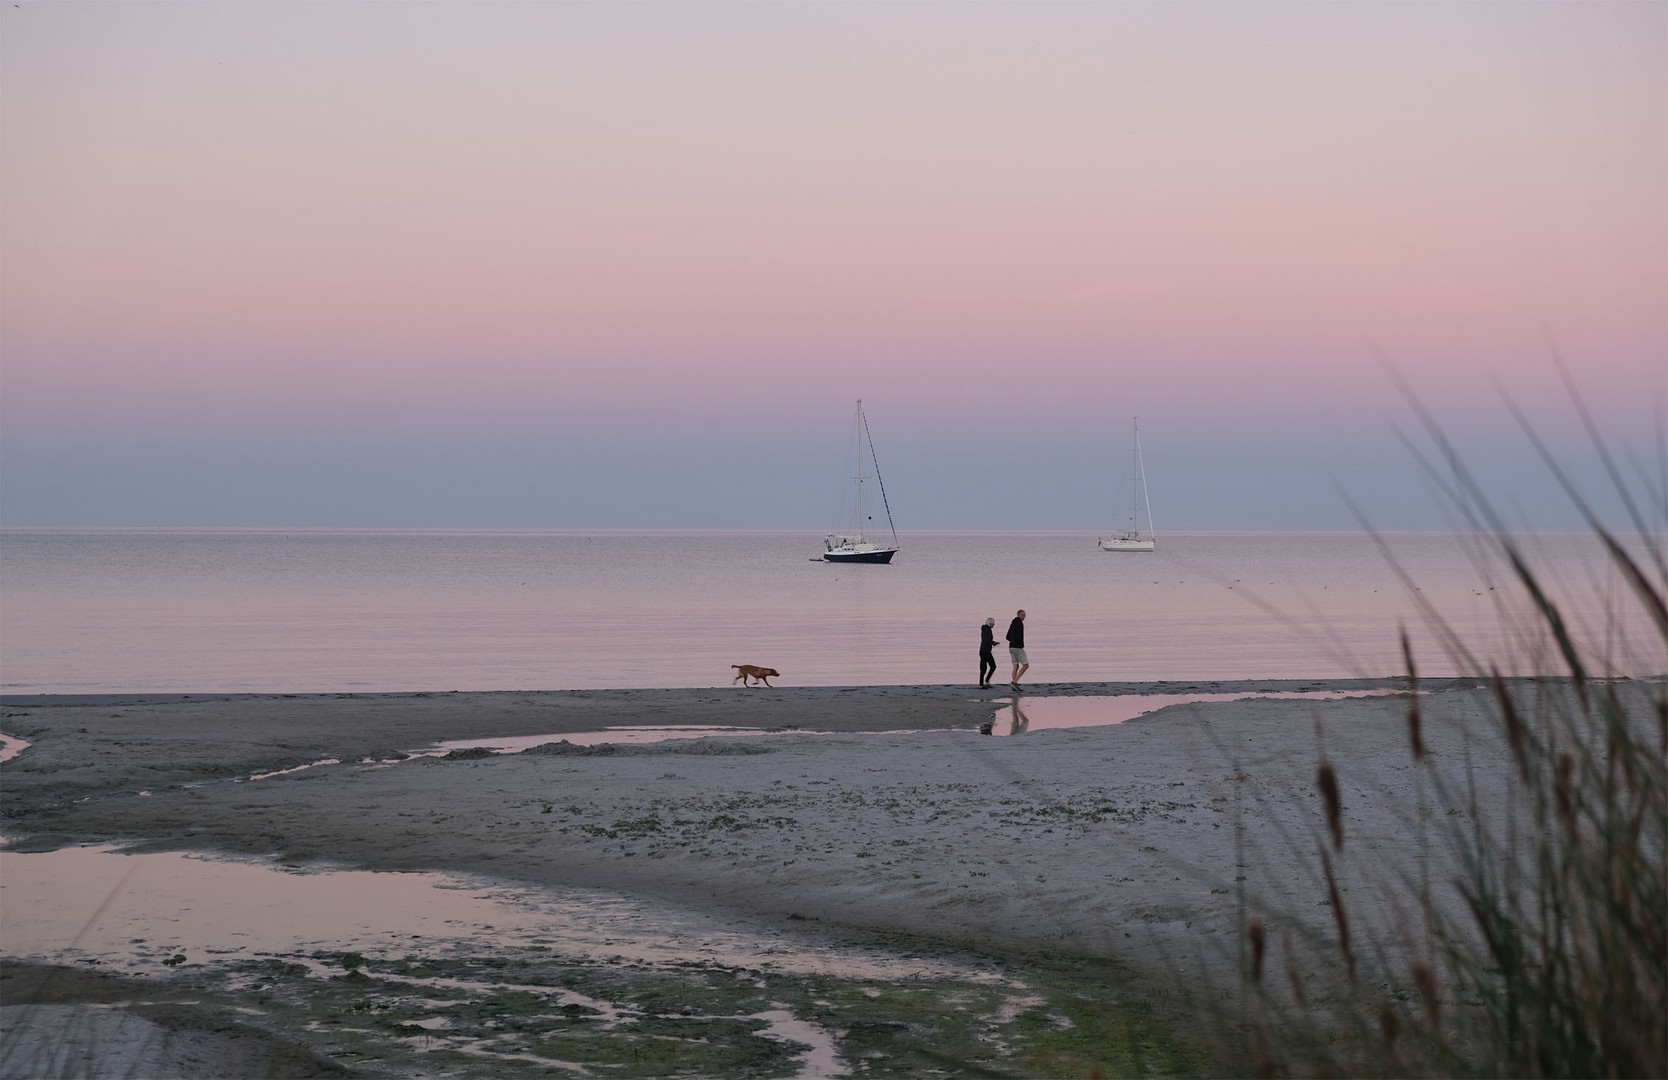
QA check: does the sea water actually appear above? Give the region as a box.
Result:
[0,529,1650,694]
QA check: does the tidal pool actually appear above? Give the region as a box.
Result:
[426,725,767,754]
[0,731,28,764]
[0,845,1190,1078]
[981,688,1405,734]
[0,845,982,982]
[414,689,1408,755]
[0,846,992,1079]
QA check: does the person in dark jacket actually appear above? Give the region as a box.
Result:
[978,618,997,689]
[1006,609,1028,690]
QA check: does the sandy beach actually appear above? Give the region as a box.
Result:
[2,679,1533,1076]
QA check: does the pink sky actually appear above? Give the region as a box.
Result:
[2,2,1663,527]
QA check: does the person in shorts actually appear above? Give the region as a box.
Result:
[1006,609,1028,690]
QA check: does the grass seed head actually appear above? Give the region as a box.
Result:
[1400,628,1424,761]
[1317,762,1343,850]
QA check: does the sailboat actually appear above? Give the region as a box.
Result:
[823,399,899,563]
[1099,418,1156,552]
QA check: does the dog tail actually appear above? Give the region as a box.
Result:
[731,664,742,670]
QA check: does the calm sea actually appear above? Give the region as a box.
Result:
[0,530,1651,694]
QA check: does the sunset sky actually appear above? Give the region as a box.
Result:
[3,2,1662,529]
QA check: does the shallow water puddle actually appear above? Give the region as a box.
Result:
[0,846,554,970]
[426,725,768,754]
[245,757,340,780]
[0,846,981,1076]
[0,731,28,763]
[754,1009,846,1077]
[406,690,1410,755]
[212,689,1417,782]
[0,845,983,982]
[983,689,1404,734]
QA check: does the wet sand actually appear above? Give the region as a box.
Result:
[2,678,1531,1076]
[2,680,1497,960]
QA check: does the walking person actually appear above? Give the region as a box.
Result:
[978,618,998,689]
[1006,609,1029,690]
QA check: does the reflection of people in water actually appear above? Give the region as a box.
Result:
[1008,696,1030,735]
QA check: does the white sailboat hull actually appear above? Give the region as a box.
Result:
[1100,418,1156,553]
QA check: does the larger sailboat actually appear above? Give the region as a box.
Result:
[823,399,899,564]
[1099,418,1156,552]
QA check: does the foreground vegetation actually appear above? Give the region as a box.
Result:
[1230,402,1666,1077]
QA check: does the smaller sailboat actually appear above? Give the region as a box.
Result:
[823,399,899,563]
[1099,418,1156,552]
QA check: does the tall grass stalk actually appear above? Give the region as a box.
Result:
[1234,401,1666,1078]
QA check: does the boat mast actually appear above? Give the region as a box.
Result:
[1134,418,1155,541]
[854,400,866,543]
[1126,419,1141,536]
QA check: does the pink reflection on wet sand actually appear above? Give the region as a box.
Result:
[986,689,1403,735]
[0,846,980,981]
[0,847,549,969]
[427,726,764,754]
[0,733,28,764]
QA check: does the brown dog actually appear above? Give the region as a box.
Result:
[731,664,779,687]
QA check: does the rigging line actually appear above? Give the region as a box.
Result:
[1136,420,1156,539]
[861,407,899,545]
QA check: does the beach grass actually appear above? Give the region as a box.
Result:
[1225,401,1667,1077]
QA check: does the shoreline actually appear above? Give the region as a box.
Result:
[0,680,1464,789]
[0,674,1441,709]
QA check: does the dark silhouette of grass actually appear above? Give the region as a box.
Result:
[1227,388,1666,1077]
